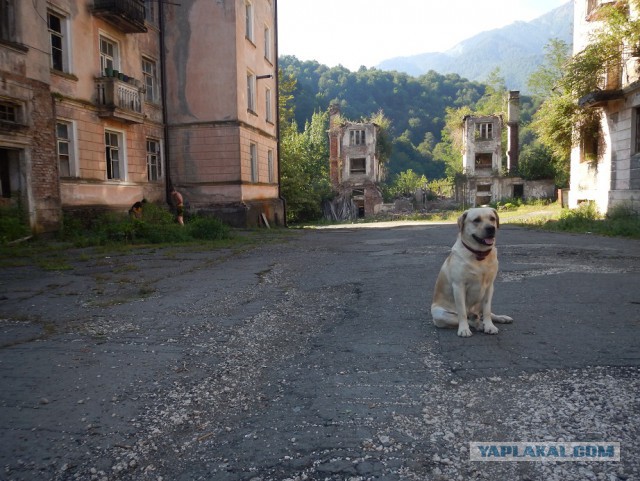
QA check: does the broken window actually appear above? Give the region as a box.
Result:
[350,130,366,146]
[105,130,123,180]
[475,153,492,168]
[633,107,640,155]
[349,158,366,174]
[0,102,17,123]
[146,138,162,182]
[475,123,493,140]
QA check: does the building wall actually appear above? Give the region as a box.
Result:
[0,1,61,233]
[462,115,502,176]
[569,0,640,214]
[163,0,282,226]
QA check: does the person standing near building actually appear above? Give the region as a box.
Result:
[170,187,184,225]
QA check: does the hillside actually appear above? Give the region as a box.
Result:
[377,2,573,92]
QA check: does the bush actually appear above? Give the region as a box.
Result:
[186,216,231,240]
[0,205,30,243]
[58,204,231,246]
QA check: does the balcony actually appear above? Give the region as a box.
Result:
[95,77,144,123]
[92,0,147,33]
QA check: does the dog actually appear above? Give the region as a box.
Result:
[431,207,513,337]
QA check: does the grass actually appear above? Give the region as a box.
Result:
[0,200,637,271]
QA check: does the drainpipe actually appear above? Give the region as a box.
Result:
[274,0,287,226]
[158,0,172,203]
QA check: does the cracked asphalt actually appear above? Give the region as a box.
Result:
[1,223,639,481]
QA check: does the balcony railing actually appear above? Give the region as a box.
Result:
[92,0,147,33]
[95,77,144,123]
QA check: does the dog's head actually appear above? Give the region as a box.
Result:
[457,207,500,250]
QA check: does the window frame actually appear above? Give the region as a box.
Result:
[0,101,18,123]
[48,10,67,72]
[267,149,274,183]
[476,122,494,140]
[349,157,367,175]
[0,0,17,44]
[247,72,256,113]
[105,129,126,181]
[245,1,254,43]
[631,107,640,156]
[264,25,272,62]
[265,87,273,123]
[250,143,258,182]
[350,129,366,146]
[56,119,78,178]
[142,57,158,103]
[146,138,163,182]
[99,34,120,75]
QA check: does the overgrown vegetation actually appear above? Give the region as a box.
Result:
[0,205,31,243]
[58,203,231,246]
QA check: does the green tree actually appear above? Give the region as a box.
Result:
[388,169,428,198]
[279,111,331,223]
[531,2,640,176]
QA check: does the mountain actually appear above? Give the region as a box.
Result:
[377,2,573,93]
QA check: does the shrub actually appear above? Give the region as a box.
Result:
[186,216,231,240]
[0,205,30,243]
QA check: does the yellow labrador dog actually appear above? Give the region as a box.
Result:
[431,207,513,337]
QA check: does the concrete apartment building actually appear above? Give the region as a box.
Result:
[328,107,384,217]
[571,0,640,214]
[0,0,282,233]
[459,93,554,207]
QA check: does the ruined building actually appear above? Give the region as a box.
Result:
[327,107,384,218]
[0,0,282,233]
[460,91,554,206]
[569,0,640,214]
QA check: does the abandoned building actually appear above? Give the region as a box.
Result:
[0,0,282,233]
[327,107,384,218]
[460,91,555,206]
[569,0,640,214]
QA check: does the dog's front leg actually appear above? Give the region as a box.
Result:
[452,282,472,337]
[482,284,499,335]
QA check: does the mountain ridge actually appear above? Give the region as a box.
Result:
[376,2,573,92]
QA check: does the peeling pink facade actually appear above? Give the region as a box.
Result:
[0,0,282,232]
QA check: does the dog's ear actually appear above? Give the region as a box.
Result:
[457,211,468,232]
[492,208,500,228]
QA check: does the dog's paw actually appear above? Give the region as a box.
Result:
[458,326,473,337]
[492,314,513,324]
[483,323,499,335]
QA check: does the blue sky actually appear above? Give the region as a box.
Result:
[277,0,570,71]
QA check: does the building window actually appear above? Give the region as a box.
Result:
[264,25,272,62]
[250,143,258,182]
[587,0,616,18]
[350,130,366,146]
[142,57,157,103]
[105,130,123,180]
[56,121,76,177]
[476,123,493,140]
[48,10,68,72]
[0,102,17,123]
[475,153,492,168]
[247,72,256,112]
[634,108,640,155]
[245,1,254,43]
[267,149,274,183]
[144,0,157,25]
[0,0,16,43]
[265,87,273,123]
[350,157,366,174]
[147,139,162,181]
[99,36,119,75]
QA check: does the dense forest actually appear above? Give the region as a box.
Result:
[279,55,538,181]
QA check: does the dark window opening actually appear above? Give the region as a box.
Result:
[350,157,366,174]
[513,184,524,199]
